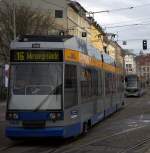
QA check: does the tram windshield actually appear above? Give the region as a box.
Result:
[127,81,137,87]
[126,75,138,88]
[8,63,62,110]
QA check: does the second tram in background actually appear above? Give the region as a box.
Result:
[125,74,144,97]
[6,35,124,139]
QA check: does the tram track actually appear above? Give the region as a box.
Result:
[22,146,58,153]
[0,142,59,153]
[0,143,21,152]
[118,137,150,153]
[0,138,70,153]
[0,125,149,153]
[43,125,148,153]
[0,96,149,153]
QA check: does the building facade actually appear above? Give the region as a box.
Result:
[7,0,126,63]
[107,40,125,68]
[13,0,106,52]
[136,54,150,84]
[88,17,107,53]
[124,50,136,75]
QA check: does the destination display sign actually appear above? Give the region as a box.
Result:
[10,50,63,62]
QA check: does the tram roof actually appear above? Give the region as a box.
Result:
[10,35,115,65]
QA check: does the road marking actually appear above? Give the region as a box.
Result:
[49,125,148,153]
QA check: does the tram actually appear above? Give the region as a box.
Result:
[6,35,124,139]
[125,74,143,97]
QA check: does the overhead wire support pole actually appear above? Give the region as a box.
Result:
[89,6,134,15]
[88,6,134,19]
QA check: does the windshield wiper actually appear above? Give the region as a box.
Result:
[33,84,62,112]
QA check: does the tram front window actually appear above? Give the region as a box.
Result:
[127,81,137,88]
[9,64,62,110]
[126,79,138,88]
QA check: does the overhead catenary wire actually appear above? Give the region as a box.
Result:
[90,3,150,14]
[102,17,150,27]
[106,23,142,29]
[105,22,150,29]
[41,0,150,32]
[115,24,150,33]
[42,0,66,9]
[41,0,150,52]
[117,38,150,42]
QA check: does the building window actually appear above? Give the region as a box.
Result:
[55,10,63,18]
[126,64,128,68]
[129,64,132,68]
[126,64,132,69]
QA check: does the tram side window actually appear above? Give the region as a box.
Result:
[105,72,112,95]
[112,73,117,93]
[105,72,108,95]
[117,74,120,92]
[64,65,77,109]
[80,68,98,101]
[98,69,102,96]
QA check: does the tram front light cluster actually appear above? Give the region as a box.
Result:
[49,112,62,121]
[7,112,19,120]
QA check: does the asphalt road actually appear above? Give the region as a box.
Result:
[0,91,150,153]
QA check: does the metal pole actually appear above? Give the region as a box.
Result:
[13,0,16,40]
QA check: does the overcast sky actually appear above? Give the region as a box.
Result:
[76,0,150,54]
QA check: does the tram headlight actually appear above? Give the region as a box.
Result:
[13,113,19,120]
[49,112,62,121]
[7,112,19,120]
[49,113,56,120]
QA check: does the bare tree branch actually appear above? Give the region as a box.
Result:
[0,1,63,63]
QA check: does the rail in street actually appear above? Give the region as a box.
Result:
[1,91,150,153]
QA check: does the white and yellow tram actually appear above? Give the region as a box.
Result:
[6,35,124,139]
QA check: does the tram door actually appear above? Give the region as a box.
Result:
[110,73,115,109]
[105,72,113,112]
[112,73,118,109]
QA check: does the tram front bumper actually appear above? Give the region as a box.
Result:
[125,91,139,97]
[5,123,81,138]
[6,127,64,138]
